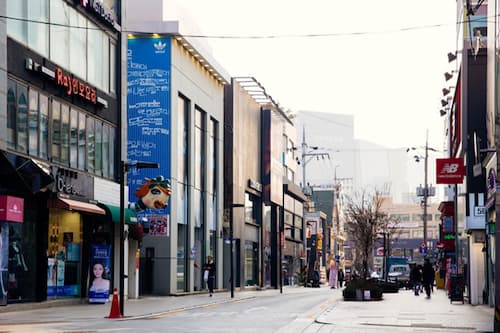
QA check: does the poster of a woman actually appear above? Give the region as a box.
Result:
[88,245,111,303]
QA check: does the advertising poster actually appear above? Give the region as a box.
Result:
[89,245,111,303]
[47,258,56,297]
[0,223,8,305]
[127,37,172,236]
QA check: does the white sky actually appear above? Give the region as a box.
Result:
[171,0,457,151]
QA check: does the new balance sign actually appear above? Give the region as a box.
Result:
[436,158,465,184]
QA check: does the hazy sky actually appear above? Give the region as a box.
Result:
[169,0,457,152]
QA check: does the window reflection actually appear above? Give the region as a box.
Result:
[28,89,39,156]
[17,85,28,154]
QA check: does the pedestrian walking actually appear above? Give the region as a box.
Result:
[422,258,434,299]
[410,264,422,296]
[202,255,216,297]
[337,268,345,288]
[328,261,338,289]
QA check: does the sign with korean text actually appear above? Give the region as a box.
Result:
[436,158,465,184]
[56,68,97,104]
[127,37,171,233]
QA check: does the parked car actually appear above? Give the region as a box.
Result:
[387,264,410,288]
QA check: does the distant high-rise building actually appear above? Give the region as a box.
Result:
[295,111,417,203]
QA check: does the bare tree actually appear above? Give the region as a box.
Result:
[344,191,388,279]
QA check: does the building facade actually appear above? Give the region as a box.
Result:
[0,0,131,305]
[124,2,227,295]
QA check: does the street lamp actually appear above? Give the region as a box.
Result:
[229,203,244,298]
[119,160,159,316]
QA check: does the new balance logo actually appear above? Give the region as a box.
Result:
[440,163,459,173]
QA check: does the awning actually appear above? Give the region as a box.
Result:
[99,204,138,225]
[49,198,106,215]
[0,151,54,193]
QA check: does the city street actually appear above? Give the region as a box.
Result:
[0,285,493,332]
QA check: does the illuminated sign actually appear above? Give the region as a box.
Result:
[56,68,97,104]
[443,234,455,240]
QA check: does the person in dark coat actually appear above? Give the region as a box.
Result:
[410,264,422,296]
[202,256,216,296]
[337,268,345,288]
[422,258,435,299]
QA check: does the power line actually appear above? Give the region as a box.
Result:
[0,14,494,39]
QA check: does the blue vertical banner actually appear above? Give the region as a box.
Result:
[89,245,112,303]
[127,37,172,232]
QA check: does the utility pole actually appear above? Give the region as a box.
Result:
[300,126,330,193]
[411,131,436,256]
[423,132,429,250]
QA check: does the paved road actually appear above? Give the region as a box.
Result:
[0,286,493,332]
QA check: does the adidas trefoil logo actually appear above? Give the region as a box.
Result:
[154,41,167,53]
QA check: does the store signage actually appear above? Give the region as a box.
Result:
[56,68,97,104]
[474,206,486,216]
[53,168,93,198]
[248,179,262,192]
[443,234,455,240]
[0,195,24,223]
[80,0,115,27]
[436,158,465,184]
[25,58,107,108]
[56,174,81,196]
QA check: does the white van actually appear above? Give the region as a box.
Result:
[388,264,410,288]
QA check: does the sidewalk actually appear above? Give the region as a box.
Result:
[317,288,493,332]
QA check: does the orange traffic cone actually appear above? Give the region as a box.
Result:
[106,288,122,319]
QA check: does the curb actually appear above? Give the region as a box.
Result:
[116,295,257,321]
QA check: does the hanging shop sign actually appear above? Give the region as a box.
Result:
[0,196,24,223]
[436,158,465,184]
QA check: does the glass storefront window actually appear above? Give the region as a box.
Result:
[6,0,27,44]
[95,121,102,176]
[245,193,254,224]
[109,127,115,179]
[51,100,61,162]
[39,93,49,159]
[177,223,187,292]
[263,206,272,288]
[70,108,78,168]
[47,209,82,298]
[7,80,16,150]
[27,0,49,57]
[28,89,39,156]
[69,9,87,80]
[78,112,86,171]
[109,42,116,94]
[88,21,109,91]
[8,0,117,93]
[244,241,258,286]
[7,221,36,302]
[60,104,70,166]
[50,0,69,70]
[16,84,28,154]
[102,125,110,178]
